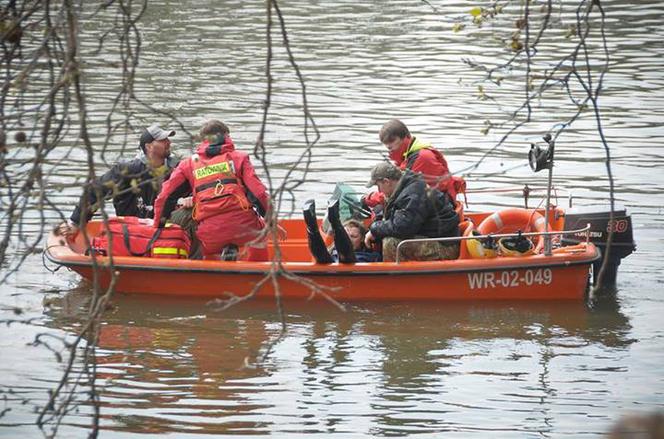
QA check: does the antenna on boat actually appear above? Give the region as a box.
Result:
[528,134,555,256]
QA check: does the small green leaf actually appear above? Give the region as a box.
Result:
[565,25,577,39]
[481,120,492,135]
[470,7,482,17]
[477,85,487,100]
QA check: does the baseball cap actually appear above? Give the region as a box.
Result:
[139,123,175,152]
[366,162,402,187]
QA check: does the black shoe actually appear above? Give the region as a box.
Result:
[220,244,238,261]
[303,199,319,234]
[327,198,341,228]
[328,199,356,263]
[303,199,333,264]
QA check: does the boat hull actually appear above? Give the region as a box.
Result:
[46,218,598,301]
[65,261,591,301]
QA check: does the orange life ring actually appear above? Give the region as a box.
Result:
[476,208,547,252]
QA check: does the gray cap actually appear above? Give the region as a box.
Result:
[139,123,175,152]
[366,162,402,187]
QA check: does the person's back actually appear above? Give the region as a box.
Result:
[153,120,269,260]
[420,187,460,240]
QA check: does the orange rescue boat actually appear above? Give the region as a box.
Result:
[45,209,600,301]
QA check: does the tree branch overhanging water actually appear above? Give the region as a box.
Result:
[0,1,620,436]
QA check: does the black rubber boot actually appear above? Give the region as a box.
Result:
[303,199,333,264]
[328,199,356,263]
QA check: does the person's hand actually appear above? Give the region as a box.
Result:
[177,196,193,209]
[61,221,80,241]
[371,204,384,221]
[361,191,385,208]
[364,230,375,249]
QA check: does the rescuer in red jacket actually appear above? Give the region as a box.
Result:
[363,119,466,208]
[153,120,269,260]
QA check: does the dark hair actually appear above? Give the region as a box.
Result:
[379,119,410,144]
[367,162,403,187]
[343,219,367,237]
[343,219,370,251]
[200,120,230,142]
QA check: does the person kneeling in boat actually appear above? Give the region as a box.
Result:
[64,123,191,237]
[152,120,269,261]
[363,162,460,262]
[303,199,381,264]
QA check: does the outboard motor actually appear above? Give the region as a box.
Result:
[562,205,636,289]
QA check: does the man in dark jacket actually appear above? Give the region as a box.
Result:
[364,162,460,262]
[65,123,187,237]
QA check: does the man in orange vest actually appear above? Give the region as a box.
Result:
[363,119,466,208]
[153,120,269,260]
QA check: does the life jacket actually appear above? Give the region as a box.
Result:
[404,139,467,204]
[403,137,440,162]
[190,150,251,222]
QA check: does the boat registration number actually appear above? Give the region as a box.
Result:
[467,269,553,290]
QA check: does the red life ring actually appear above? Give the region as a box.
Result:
[477,208,547,252]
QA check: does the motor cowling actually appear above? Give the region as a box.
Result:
[562,205,636,289]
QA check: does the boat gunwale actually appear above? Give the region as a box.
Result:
[45,241,600,277]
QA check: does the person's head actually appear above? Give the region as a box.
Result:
[199,119,230,145]
[366,162,402,197]
[379,119,411,154]
[139,124,175,161]
[343,219,367,251]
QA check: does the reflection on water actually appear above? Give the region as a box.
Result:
[37,288,635,436]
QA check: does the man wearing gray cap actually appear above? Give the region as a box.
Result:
[364,162,460,262]
[66,123,186,236]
